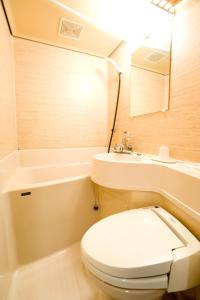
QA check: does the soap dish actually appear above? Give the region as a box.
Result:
[151,157,177,164]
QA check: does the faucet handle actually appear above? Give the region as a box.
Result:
[114,144,124,153]
[127,144,133,151]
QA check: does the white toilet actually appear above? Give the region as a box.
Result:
[81,207,200,300]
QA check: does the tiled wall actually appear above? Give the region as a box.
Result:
[14,38,108,149]
[0,3,18,297]
[0,2,17,159]
[109,0,200,162]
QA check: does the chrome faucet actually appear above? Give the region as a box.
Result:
[113,131,133,154]
[121,131,129,148]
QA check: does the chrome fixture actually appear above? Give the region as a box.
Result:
[106,58,122,74]
[113,131,133,154]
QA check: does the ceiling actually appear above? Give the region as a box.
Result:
[3,0,181,58]
[3,0,122,57]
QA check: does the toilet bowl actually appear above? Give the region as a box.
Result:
[81,207,200,300]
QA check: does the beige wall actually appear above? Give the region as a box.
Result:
[0,2,17,159]
[14,38,108,149]
[109,0,200,162]
[0,2,18,298]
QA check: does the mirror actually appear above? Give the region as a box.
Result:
[130,18,172,117]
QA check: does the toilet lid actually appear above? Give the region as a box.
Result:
[81,208,184,278]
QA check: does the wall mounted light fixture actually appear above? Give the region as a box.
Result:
[151,0,183,14]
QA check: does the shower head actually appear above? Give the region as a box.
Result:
[106,58,122,74]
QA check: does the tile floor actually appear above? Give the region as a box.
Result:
[8,242,179,300]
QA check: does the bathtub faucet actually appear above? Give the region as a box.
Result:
[113,131,133,154]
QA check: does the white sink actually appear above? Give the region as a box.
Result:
[91,153,156,190]
[95,153,143,162]
[91,152,200,222]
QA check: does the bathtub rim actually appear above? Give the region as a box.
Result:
[3,161,92,193]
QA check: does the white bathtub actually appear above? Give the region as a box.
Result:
[5,163,91,191]
[4,147,105,192]
[3,147,104,265]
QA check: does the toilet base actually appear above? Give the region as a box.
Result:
[90,272,166,300]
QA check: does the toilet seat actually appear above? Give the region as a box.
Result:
[83,255,168,289]
[91,274,166,300]
[82,207,183,279]
[82,206,200,293]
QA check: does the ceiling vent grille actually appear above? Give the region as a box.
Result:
[58,18,84,39]
[145,51,168,63]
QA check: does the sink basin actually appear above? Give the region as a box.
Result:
[91,153,200,222]
[91,153,157,190]
[95,153,143,162]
